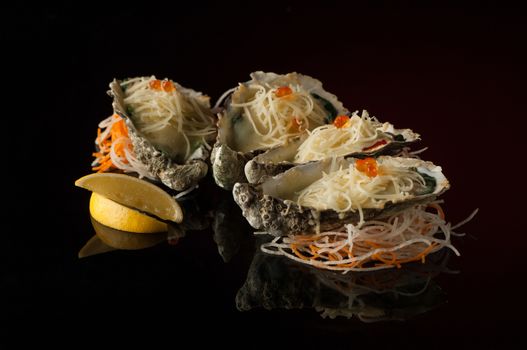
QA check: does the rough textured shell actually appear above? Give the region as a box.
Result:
[211,71,348,190]
[109,79,210,191]
[233,157,449,236]
[210,143,260,190]
[245,127,420,184]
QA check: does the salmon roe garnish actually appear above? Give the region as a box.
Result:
[162,80,176,92]
[275,86,293,98]
[149,79,162,90]
[355,157,378,177]
[333,115,350,128]
[149,79,176,92]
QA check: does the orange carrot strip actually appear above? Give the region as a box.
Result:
[428,203,445,220]
[291,244,310,260]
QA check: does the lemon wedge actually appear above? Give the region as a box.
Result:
[75,173,183,223]
[89,192,167,233]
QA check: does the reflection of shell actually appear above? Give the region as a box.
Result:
[236,245,446,320]
[109,79,211,191]
[167,195,212,243]
[233,157,449,236]
[245,127,420,184]
[212,197,252,262]
[211,71,348,190]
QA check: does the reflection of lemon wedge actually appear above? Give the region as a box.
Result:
[89,192,167,233]
[75,173,183,223]
[91,217,167,250]
[78,235,116,258]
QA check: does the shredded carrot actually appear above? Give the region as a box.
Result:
[290,244,310,260]
[309,245,320,258]
[428,203,445,220]
[287,238,440,270]
[375,251,397,265]
[364,240,382,248]
[92,114,130,173]
[261,203,464,272]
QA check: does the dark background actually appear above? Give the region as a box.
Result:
[2,1,526,347]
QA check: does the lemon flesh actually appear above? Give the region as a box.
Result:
[75,173,183,223]
[89,192,167,233]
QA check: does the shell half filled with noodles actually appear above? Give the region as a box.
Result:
[233,156,449,235]
[106,77,216,191]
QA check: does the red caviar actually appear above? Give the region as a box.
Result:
[149,79,162,90]
[355,157,378,177]
[333,115,350,128]
[275,86,293,97]
[162,80,176,92]
[149,79,176,92]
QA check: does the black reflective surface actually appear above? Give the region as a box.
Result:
[236,238,451,322]
[4,1,526,347]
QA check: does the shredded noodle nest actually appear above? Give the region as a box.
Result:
[260,202,478,273]
[295,110,388,162]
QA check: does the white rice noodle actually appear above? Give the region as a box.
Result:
[93,114,156,180]
[229,82,329,149]
[122,76,216,161]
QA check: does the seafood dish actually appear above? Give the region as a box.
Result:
[211,71,347,189]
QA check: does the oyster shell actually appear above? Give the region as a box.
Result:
[245,112,420,184]
[109,78,215,191]
[233,156,449,236]
[211,71,348,190]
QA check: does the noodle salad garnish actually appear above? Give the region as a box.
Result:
[229,82,329,149]
[260,202,478,273]
[294,110,402,163]
[91,114,154,179]
[122,76,216,161]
